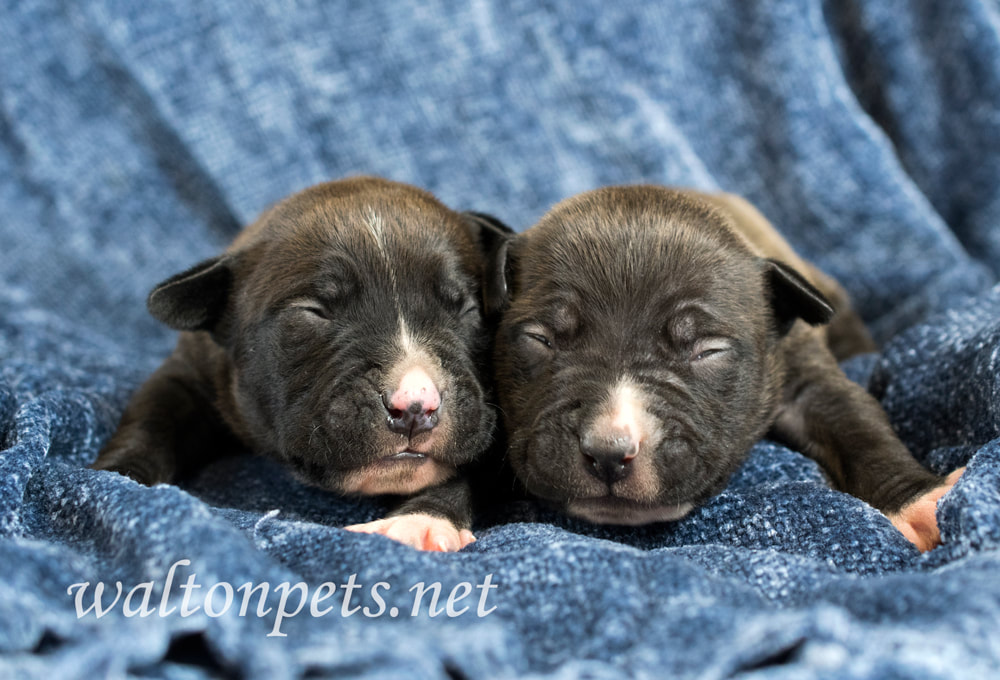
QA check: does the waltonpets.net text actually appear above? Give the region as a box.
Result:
[68,559,498,636]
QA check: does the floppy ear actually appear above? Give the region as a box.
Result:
[764,258,835,335]
[462,212,515,315]
[146,255,235,332]
[462,211,513,254]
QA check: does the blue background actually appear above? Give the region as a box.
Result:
[2,1,999,677]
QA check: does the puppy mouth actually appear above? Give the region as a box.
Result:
[565,496,694,526]
[381,436,441,462]
[381,449,429,463]
[340,450,456,495]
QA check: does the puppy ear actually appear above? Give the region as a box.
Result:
[462,212,515,315]
[765,258,835,334]
[147,255,235,332]
[462,211,513,253]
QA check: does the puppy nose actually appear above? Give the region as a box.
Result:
[580,430,637,485]
[382,367,441,437]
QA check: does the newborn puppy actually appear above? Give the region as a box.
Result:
[488,185,963,552]
[93,177,508,551]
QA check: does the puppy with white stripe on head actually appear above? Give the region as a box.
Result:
[487,185,963,551]
[92,177,508,551]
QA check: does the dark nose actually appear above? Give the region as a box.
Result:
[580,431,636,485]
[382,391,439,437]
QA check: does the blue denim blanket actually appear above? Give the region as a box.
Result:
[3,1,999,678]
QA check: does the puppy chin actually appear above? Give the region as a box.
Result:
[565,497,694,526]
[338,458,456,496]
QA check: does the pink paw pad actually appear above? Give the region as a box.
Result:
[344,513,476,552]
[888,467,965,552]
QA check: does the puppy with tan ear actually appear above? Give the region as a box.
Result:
[487,185,963,552]
[93,177,510,551]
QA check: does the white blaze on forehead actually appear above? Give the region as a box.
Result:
[398,317,416,355]
[365,206,410,349]
[365,206,402,312]
[364,206,389,260]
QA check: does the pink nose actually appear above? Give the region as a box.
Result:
[382,367,441,437]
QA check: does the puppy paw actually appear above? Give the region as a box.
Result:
[344,513,476,552]
[887,468,965,552]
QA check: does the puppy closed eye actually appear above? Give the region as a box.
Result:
[435,274,479,317]
[525,332,552,349]
[520,325,554,351]
[290,299,334,321]
[438,293,480,326]
[690,338,732,362]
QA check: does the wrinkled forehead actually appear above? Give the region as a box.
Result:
[238,197,476,310]
[296,194,473,254]
[513,207,761,324]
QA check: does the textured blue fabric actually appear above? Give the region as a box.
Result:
[2,1,1000,678]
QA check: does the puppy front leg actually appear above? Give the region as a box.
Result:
[344,476,476,552]
[91,356,228,485]
[771,333,963,551]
